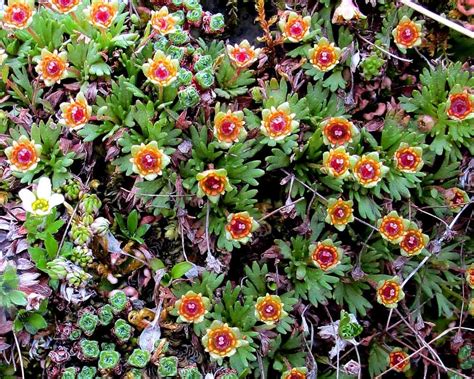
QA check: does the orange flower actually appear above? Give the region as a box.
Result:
[377,211,409,244]
[34,49,69,87]
[202,321,248,361]
[400,225,429,257]
[325,198,354,231]
[255,294,287,325]
[350,152,389,188]
[322,147,350,179]
[446,91,474,121]
[5,135,42,173]
[281,368,307,379]
[444,188,469,212]
[279,12,311,42]
[466,264,474,289]
[310,239,342,271]
[225,212,258,244]
[226,40,261,69]
[130,141,170,181]
[84,0,118,29]
[196,169,232,203]
[308,38,341,72]
[150,6,179,35]
[260,102,299,141]
[48,0,81,14]
[376,277,404,308]
[175,291,210,323]
[142,50,179,87]
[394,143,423,173]
[388,348,410,373]
[392,16,423,51]
[213,110,246,148]
[59,92,92,130]
[0,0,35,30]
[321,117,358,146]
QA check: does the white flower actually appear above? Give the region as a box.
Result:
[332,0,366,24]
[19,177,65,216]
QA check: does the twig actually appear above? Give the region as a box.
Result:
[257,197,305,222]
[12,331,25,379]
[357,34,413,63]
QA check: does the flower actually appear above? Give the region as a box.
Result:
[332,0,366,24]
[325,198,354,231]
[322,147,351,179]
[19,177,65,216]
[392,16,423,51]
[350,152,389,188]
[5,135,42,173]
[388,348,410,373]
[377,211,410,244]
[196,169,232,203]
[48,0,81,14]
[213,110,247,148]
[225,212,259,244]
[202,321,248,360]
[175,291,210,323]
[0,0,35,30]
[393,143,423,173]
[310,239,343,271]
[150,6,180,35]
[130,141,170,181]
[34,49,69,87]
[446,90,474,121]
[278,12,311,42]
[226,40,261,69]
[260,102,299,141]
[376,277,405,308]
[399,224,429,257]
[308,38,341,72]
[59,92,92,130]
[281,367,307,379]
[143,50,179,87]
[84,0,118,29]
[465,264,474,289]
[444,188,469,212]
[255,294,287,325]
[321,117,358,146]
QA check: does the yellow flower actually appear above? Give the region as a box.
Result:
[392,16,423,51]
[466,264,474,289]
[5,135,42,173]
[130,141,170,181]
[226,40,261,69]
[150,6,179,35]
[446,91,474,121]
[213,110,246,148]
[255,294,287,325]
[309,239,343,271]
[260,102,299,141]
[393,143,423,173]
[322,147,351,179]
[34,49,69,87]
[308,38,341,72]
[0,0,35,30]
[350,152,389,188]
[377,211,409,244]
[142,50,179,87]
[202,320,248,361]
[59,92,92,130]
[399,225,429,257]
[325,198,354,231]
[225,212,258,244]
[175,291,210,323]
[84,0,119,29]
[278,12,311,42]
[48,0,81,14]
[376,277,404,308]
[281,368,307,379]
[196,169,232,203]
[321,117,358,146]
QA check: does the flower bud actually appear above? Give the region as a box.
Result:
[91,217,110,236]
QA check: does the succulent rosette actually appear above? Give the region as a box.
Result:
[84,0,119,29]
[5,135,42,173]
[213,110,247,148]
[393,143,424,173]
[59,92,92,130]
[392,16,423,51]
[278,12,311,42]
[321,117,359,147]
[465,264,474,289]
[309,239,343,271]
[332,0,366,25]
[0,0,35,30]
[202,320,249,361]
[175,291,210,323]
[388,348,411,373]
[350,152,389,188]
[399,224,429,257]
[260,102,299,141]
[150,6,180,35]
[376,277,405,309]
[446,90,474,121]
[143,50,179,87]
[226,40,261,69]
[34,49,69,87]
[196,169,232,203]
[48,0,81,14]
[254,294,287,325]
[225,211,259,244]
[325,198,354,231]
[444,188,469,212]
[281,367,307,379]
[19,177,65,216]
[130,141,170,181]
[321,147,351,179]
[308,38,341,72]
[377,211,410,244]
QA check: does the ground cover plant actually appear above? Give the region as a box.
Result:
[0,0,473,378]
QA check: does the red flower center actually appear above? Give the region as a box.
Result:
[140,153,159,171]
[229,217,251,238]
[184,300,200,315]
[316,247,336,265]
[46,60,61,76]
[326,122,350,144]
[204,176,222,190]
[95,6,111,24]
[158,18,168,30]
[317,48,334,65]
[12,7,27,23]
[403,232,420,250]
[334,206,347,220]
[234,49,250,63]
[382,283,397,300]
[262,303,277,317]
[449,95,471,118]
[154,64,170,80]
[71,105,86,123]
[289,21,304,37]
[288,374,305,379]
[214,333,232,350]
[329,155,347,174]
[398,150,417,169]
[452,191,465,206]
[59,0,74,6]
[400,26,416,44]
[358,162,377,180]
[384,221,401,236]
[16,147,33,164]
[220,119,236,136]
[269,115,288,132]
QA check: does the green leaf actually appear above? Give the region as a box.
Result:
[9,290,27,306]
[171,262,193,279]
